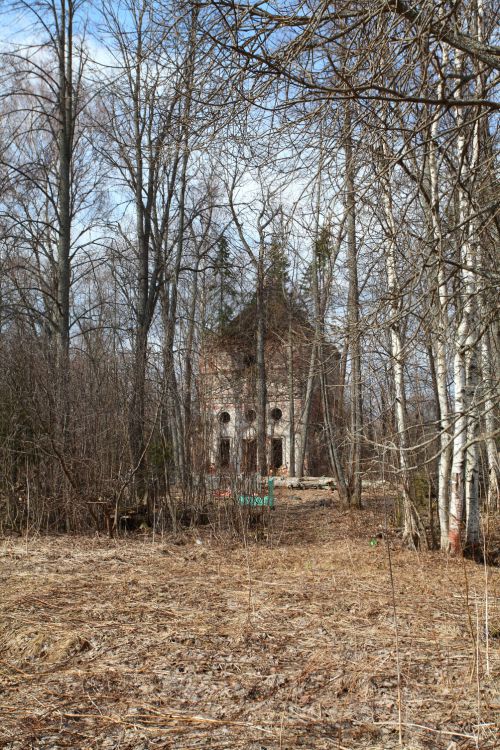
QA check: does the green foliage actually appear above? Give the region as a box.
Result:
[216,234,230,266]
[147,437,174,473]
[314,223,334,270]
[300,223,334,301]
[266,234,289,291]
[214,235,238,328]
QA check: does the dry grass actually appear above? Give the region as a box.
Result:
[0,490,499,749]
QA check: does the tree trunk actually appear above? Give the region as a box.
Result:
[161,280,185,484]
[287,313,296,477]
[318,343,350,504]
[56,0,73,448]
[482,331,500,511]
[464,110,481,556]
[465,341,480,555]
[183,261,199,475]
[161,7,197,485]
[311,237,350,504]
[426,88,453,550]
[381,156,425,549]
[344,110,363,508]
[128,14,149,486]
[296,341,316,478]
[449,51,478,554]
[449,321,468,555]
[256,254,267,476]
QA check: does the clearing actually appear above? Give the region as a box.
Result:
[1,490,499,749]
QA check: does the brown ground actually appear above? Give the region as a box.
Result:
[1,490,499,750]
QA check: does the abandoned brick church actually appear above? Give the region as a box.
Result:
[200,293,339,476]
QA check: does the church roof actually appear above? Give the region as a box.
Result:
[214,288,312,355]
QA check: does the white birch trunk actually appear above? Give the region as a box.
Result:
[464,109,481,553]
[382,162,422,548]
[428,85,452,549]
[448,50,479,554]
[449,319,467,554]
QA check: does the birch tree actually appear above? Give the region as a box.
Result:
[378,140,426,549]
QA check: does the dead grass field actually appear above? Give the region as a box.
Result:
[1,490,499,750]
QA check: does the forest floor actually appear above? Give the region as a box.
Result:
[1,489,499,750]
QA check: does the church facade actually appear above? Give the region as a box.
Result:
[199,296,340,476]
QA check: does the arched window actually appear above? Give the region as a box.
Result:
[219,411,231,424]
[270,407,282,422]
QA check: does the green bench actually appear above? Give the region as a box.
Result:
[238,477,275,508]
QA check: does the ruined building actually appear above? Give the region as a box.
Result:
[199,292,340,476]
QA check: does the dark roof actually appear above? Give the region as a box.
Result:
[214,288,312,354]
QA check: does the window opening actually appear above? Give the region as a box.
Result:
[219,438,230,467]
[242,439,257,473]
[271,438,283,469]
[219,411,231,424]
[270,407,282,422]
